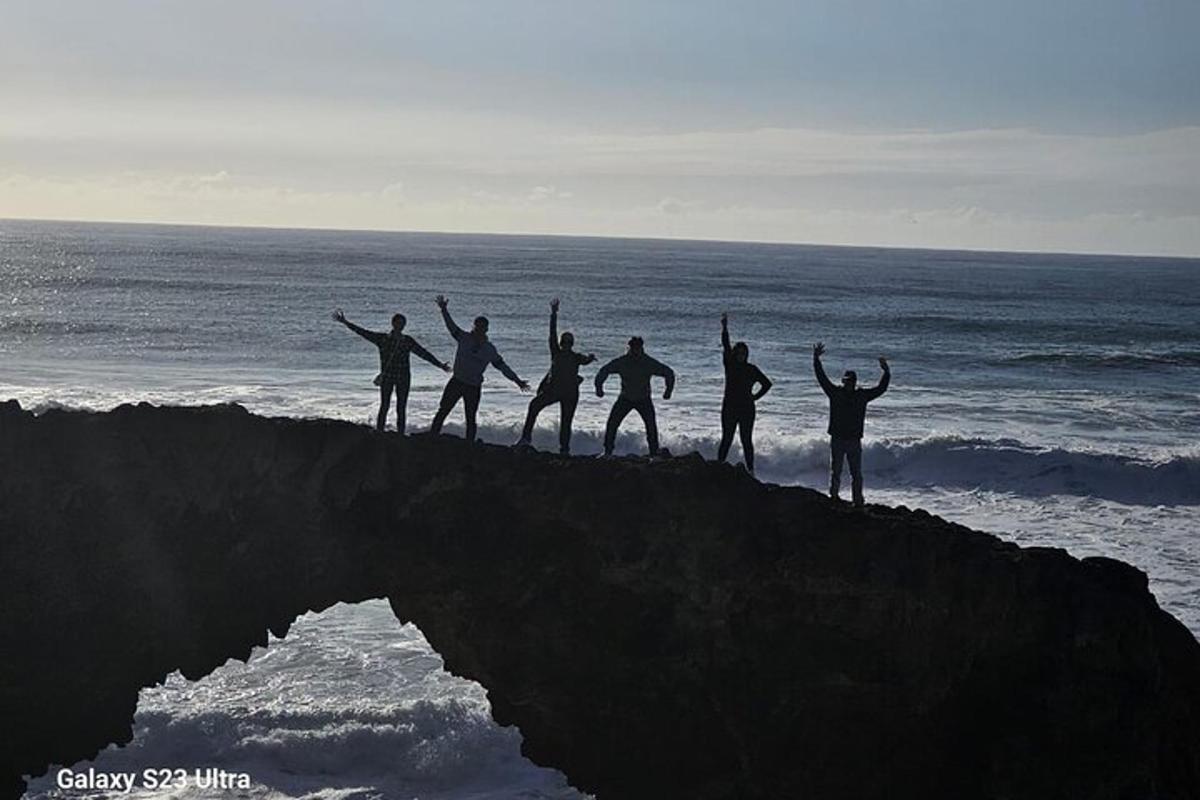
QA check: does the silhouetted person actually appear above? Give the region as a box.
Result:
[333,309,450,433]
[516,298,596,454]
[717,313,772,474]
[595,337,675,456]
[429,294,530,441]
[813,342,890,507]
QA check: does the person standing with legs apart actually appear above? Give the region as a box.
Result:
[516,298,596,454]
[717,313,772,474]
[332,309,450,433]
[813,342,890,507]
[595,337,675,457]
[429,294,530,441]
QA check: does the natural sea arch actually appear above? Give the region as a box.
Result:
[4,402,1199,800]
[22,601,584,800]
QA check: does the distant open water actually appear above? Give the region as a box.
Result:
[5,220,1198,799]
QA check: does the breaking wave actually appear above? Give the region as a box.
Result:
[751,435,1199,506]
[520,426,1200,506]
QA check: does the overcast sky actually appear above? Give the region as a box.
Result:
[2,0,1198,255]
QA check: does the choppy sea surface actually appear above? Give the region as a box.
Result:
[6,219,1198,799]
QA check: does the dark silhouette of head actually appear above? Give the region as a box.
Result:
[733,341,749,363]
[391,313,407,332]
[842,370,858,390]
[628,336,645,355]
[560,331,575,350]
[472,316,489,338]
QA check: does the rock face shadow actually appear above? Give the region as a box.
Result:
[2,401,1199,800]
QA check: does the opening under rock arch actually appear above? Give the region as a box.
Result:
[22,601,587,800]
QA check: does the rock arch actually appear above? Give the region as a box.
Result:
[2,402,1199,799]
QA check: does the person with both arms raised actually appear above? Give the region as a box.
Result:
[332,308,450,433]
[717,312,772,474]
[595,336,675,457]
[429,294,530,442]
[516,297,596,454]
[812,341,890,507]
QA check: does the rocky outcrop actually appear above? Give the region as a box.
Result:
[2,401,1199,799]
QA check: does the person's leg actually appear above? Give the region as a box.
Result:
[717,404,736,462]
[394,372,411,435]
[740,406,756,473]
[829,438,845,499]
[558,392,578,454]
[463,383,482,441]
[635,399,660,455]
[430,378,463,434]
[376,380,394,432]
[848,438,864,506]
[520,392,555,444]
[603,397,634,455]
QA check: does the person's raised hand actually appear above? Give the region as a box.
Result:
[518,380,531,393]
[879,356,889,371]
[550,297,560,312]
[435,294,448,309]
[814,342,826,358]
[332,308,346,323]
[441,362,452,373]
[720,312,728,327]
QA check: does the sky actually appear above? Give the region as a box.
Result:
[2,0,1199,256]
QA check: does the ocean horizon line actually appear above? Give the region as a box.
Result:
[4,214,1198,264]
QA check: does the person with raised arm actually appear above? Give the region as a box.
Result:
[813,342,890,507]
[717,313,772,474]
[595,336,675,457]
[429,294,530,441]
[332,308,450,433]
[516,298,596,454]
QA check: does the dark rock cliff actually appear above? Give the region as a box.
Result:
[2,401,1199,799]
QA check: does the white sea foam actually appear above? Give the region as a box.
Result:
[22,604,587,800]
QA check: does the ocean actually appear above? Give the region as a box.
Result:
[5,219,1198,799]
